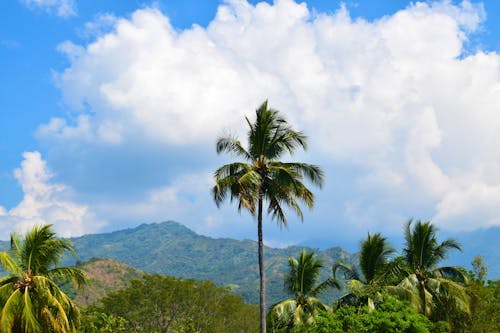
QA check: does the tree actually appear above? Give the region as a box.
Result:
[268,249,338,332]
[93,274,259,333]
[213,100,324,333]
[450,257,500,333]
[294,293,448,333]
[390,220,469,328]
[0,224,87,332]
[333,232,396,309]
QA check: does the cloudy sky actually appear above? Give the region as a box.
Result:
[1,0,500,249]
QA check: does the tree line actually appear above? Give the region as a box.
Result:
[0,222,497,332]
[268,220,500,332]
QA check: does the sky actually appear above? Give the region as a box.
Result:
[1,0,500,250]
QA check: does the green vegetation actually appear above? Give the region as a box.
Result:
[333,232,396,309]
[0,222,498,333]
[294,294,448,333]
[450,256,500,333]
[269,221,500,333]
[391,220,469,330]
[268,249,338,331]
[52,221,353,305]
[79,274,259,333]
[0,225,87,333]
[213,101,324,333]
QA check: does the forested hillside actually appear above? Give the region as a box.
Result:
[62,221,354,305]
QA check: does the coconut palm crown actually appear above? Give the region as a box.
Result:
[213,101,324,333]
[333,232,395,308]
[268,249,338,331]
[393,220,469,321]
[0,224,87,333]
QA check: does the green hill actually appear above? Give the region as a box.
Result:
[64,221,354,305]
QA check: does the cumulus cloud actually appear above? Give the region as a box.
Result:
[38,0,500,237]
[21,0,76,18]
[0,152,104,239]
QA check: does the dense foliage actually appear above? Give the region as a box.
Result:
[0,225,87,333]
[389,220,469,330]
[79,274,259,333]
[268,250,338,331]
[291,294,448,333]
[268,221,500,333]
[449,256,500,333]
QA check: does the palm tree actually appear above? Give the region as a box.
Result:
[267,249,338,332]
[333,232,396,309]
[391,220,469,324]
[213,101,324,333]
[0,224,87,332]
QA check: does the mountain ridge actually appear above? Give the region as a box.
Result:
[1,221,497,304]
[61,220,353,304]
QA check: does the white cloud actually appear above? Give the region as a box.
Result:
[21,0,76,18]
[90,170,213,227]
[79,13,118,39]
[435,182,500,230]
[38,0,500,236]
[0,152,104,239]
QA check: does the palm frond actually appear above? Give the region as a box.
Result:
[0,252,21,276]
[0,225,83,333]
[215,136,251,160]
[359,232,395,283]
[0,289,23,333]
[48,267,88,288]
[332,262,361,281]
[432,266,468,283]
[22,289,41,333]
[312,276,341,296]
[275,162,324,188]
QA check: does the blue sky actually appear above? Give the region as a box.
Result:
[1,0,500,250]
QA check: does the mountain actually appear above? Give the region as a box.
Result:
[71,258,146,306]
[2,221,496,305]
[63,221,354,305]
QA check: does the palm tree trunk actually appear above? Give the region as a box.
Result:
[258,194,267,333]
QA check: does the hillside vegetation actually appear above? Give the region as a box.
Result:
[63,221,355,305]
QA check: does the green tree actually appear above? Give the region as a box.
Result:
[213,101,324,333]
[0,224,87,332]
[333,232,396,309]
[268,249,338,332]
[450,257,500,333]
[95,274,259,332]
[78,308,129,333]
[294,293,448,333]
[390,220,469,328]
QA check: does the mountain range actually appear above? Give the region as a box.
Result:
[1,221,498,305]
[63,221,355,304]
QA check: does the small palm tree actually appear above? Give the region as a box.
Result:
[213,101,324,333]
[391,220,469,323]
[267,249,338,332]
[0,224,87,332]
[333,232,395,309]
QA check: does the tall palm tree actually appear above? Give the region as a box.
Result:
[267,249,338,332]
[0,224,87,332]
[391,220,469,324]
[333,232,395,309]
[213,101,324,333]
